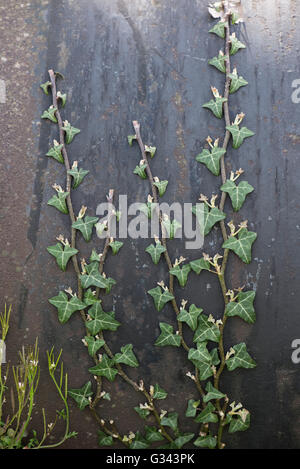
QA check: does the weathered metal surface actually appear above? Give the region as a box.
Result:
[1,0,300,449]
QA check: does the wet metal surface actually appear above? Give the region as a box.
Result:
[1,0,300,449]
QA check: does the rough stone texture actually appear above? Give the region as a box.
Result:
[0,0,300,449]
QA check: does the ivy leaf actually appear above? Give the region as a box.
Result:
[192,204,226,236]
[72,216,99,242]
[152,383,168,400]
[57,91,66,107]
[155,322,181,348]
[145,145,156,158]
[193,314,220,343]
[86,306,120,335]
[145,242,166,265]
[109,240,123,255]
[225,291,256,324]
[98,430,113,447]
[127,134,136,146]
[40,81,51,95]
[188,342,212,365]
[203,382,226,403]
[148,286,174,312]
[41,106,57,123]
[80,263,109,289]
[105,277,116,294]
[196,146,226,176]
[211,347,220,366]
[84,336,105,357]
[160,412,178,431]
[208,53,228,73]
[202,97,227,119]
[67,167,89,189]
[89,249,101,263]
[169,264,191,287]
[178,304,203,331]
[46,143,64,164]
[190,258,211,275]
[133,163,147,179]
[134,407,150,420]
[230,34,246,55]
[49,291,86,324]
[145,426,164,442]
[229,73,248,94]
[194,402,218,424]
[83,289,98,306]
[62,121,80,144]
[221,180,254,211]
[68,381,93,410]
[229,412,250,433]
[222,228,257,264]
[115,344,139,367]
[153,180,168,197]
[47,243,78,271]
[47,191,69,214]
[226,124,255,149]
[185,399,200,418]
[139,202,155,219]
[194,435,217,449]
[226,343,256,371]
[162,218,181,239]
[209,21,225,38]
[174,433,194,449]
[88,354,118,382]
[130,432,149,449]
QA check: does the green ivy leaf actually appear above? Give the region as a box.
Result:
[47,191,69,214]
[68,381,93,410]
[109,240,123,255]
[221,180,254,211]
[193,314,220,343]
[169,264,191,287]
[226,343,256,371]
[208,52,228,73]
[105,277,116,294]
[203,382,226,403]
[89,354,118,382]
[185,399,200,418]
[188,341,212,365]
[41,106,57,123]
[229,72,248,94]
[145,242,166,265]
[229,412,250,433]
[196,146,226,176]
[86,304,120,335]
[145,145,156,158]
[225,291,256,324]
[133,163,147,179]
[115,344,139,367]
[98,430,113,447]
[194,435,217,449]
[130,432,149,449]
[160,412,178,431]
[57,91,66,107]
[192,204,226,236]
[62,121,80,144]
[46,143,64,163]
[209,21,225,38]
[148,286,174,312]
[161,218,181,239]
[145,426,164,442]
[202,97,227,119]
[226,124,255,149]
[152,383,168,400]
[127,134,136,146]
[153,180,168,197]
[134,407,150,420]
[230,34,246,55]
[189,258,211,275]
[72,216,99,242]
[174,433,194,449]
[84,336,105,357]
[222,228,257,264]
[155,322,181,347]
[83,289,98,306]
[40,81,51,95]
[80,263,109,289]
[49,291,85,324]
[178,304,203,331]
[67,167,89,189]
[194,402,218,424]
[139,202,155,219]
[89,249,101,263]
[211,347,220,366]
[47,243,78,271]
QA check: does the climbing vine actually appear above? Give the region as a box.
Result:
[128,1,256,449]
